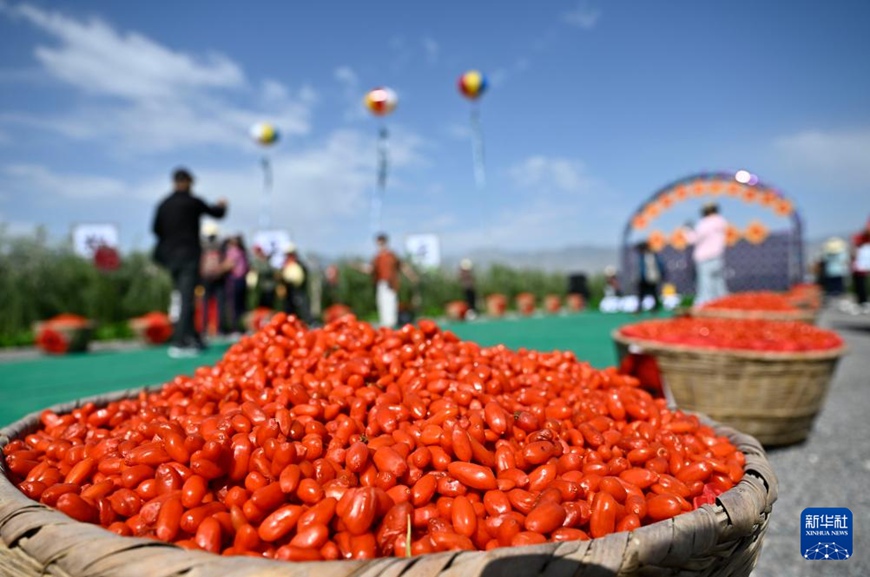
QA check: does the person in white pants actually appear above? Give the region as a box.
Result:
[359,233,418,328]
[376,277,399,328]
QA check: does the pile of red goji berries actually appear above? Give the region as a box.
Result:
[620,317,843,352]
[699,292,800,312]
[4,314,746,560]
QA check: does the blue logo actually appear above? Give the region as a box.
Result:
[801,507,852,561]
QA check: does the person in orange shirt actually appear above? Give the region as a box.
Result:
[366,233,418,328]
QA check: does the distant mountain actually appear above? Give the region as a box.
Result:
[440,245,620,274]
[308,236,850,276]
[437,235,852,275]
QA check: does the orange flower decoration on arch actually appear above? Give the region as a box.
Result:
[774,198,794,217]
[759,190,778,208]
[725,224,742,247]
[632,214,649,230]
[726,182,744,197]
[744,220,769,245]
[741,187,760,203]
[672,185,689,202]
[670,228,688,251]
[708,180,724,196]
[647,230,667,252]
[690,180,707,197]
[644,202,662,220]
[658,193,675,210]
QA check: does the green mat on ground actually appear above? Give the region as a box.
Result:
[441,312,637,366]
[0,312,651,427]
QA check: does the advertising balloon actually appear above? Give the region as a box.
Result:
[364,87,398,116]
[458,70,487,100]
[250,122,279,146]
[457,71,488,188]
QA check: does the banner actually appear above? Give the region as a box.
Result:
[405,234,441,269]
[71,223,119,258]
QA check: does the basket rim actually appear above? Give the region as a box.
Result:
[612,330,847,361]
[1,385,778,575]
[690,307,817,321]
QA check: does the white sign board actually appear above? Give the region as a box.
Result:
[72,224,119,258]
[253,229,293,268]
[405,234,441,269]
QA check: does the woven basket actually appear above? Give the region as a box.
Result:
[691,307,818,324]
[2,387,777,577]
[613,332,844,446]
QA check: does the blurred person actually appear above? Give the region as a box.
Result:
[222,235,249,335]
[604,265,622,297]
[459,259,477,319]
[360,233,418,328]
[683,202,728,306]
[250,244,277,309]
[281,244,312,324]
[152,167,227,358]
[821,237,849,299]
[851,218,870,313]
[199,223,227,336]
[635,241,666,313]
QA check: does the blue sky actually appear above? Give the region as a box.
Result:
[0,0,868,257]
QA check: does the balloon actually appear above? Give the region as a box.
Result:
[458,70,487,100]
[250,122,279,146]
[364,87,398,116]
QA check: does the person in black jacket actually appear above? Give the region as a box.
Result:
[635,240,666,313]
[152,168,227,357]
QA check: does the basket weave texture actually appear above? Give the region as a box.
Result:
[613,332,844,446]
[691,307,817,324]
[2,387,778,577]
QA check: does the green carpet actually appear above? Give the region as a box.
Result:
[441,312,637,368]
[0,345,231,428]
[0,312,654,428]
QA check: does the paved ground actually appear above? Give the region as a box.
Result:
[751,309,870,576]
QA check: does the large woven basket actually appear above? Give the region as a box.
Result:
[613,331,844,446]
[691,307,817,324]
[1,387,777,577]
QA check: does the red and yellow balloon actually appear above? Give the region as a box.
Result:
[458,70,487,100]
[364,87,398,116]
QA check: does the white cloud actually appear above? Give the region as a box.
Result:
[334,66,358,88]
[444,123,471,140]
[10,3,244,99]
[435,201,588,253]
[562,2,601,30]
[774,128,870,188]
[2,164,129,199]
[334,65,366,122]
[508,155,596,193]
[422,37,440,64]
[0,3,313,153]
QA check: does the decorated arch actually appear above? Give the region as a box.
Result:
[620,172,804,296]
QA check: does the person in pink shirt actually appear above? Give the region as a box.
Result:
[222,234,250,335]
[683,202,729,305]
